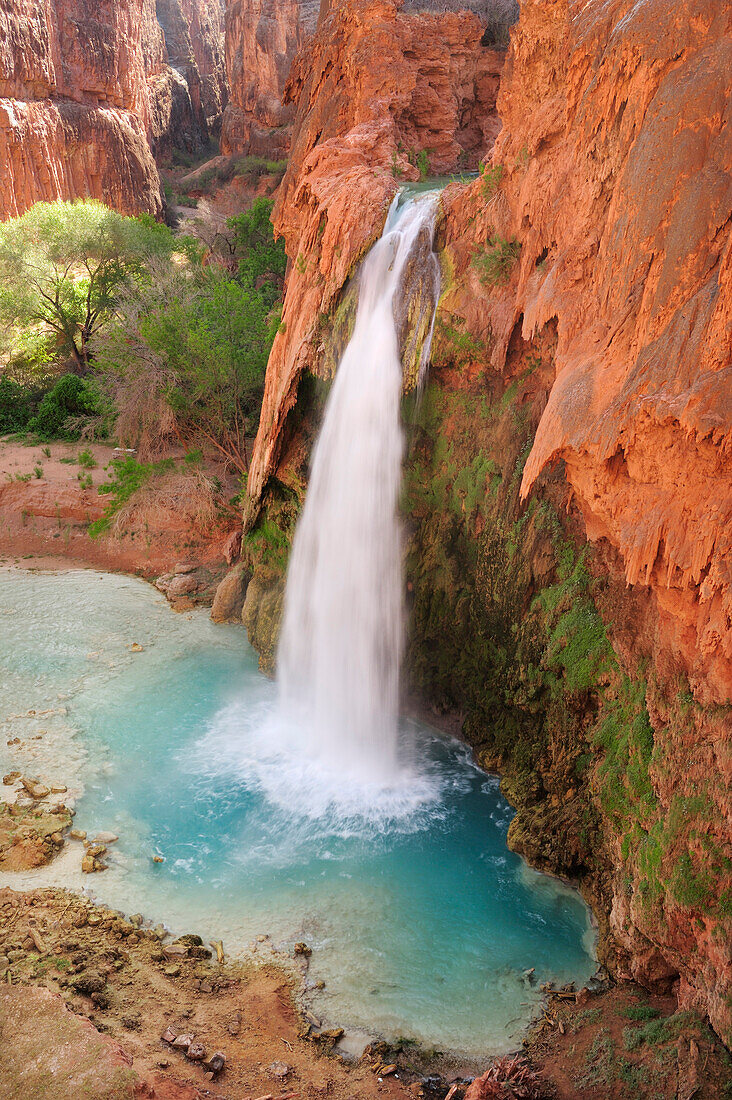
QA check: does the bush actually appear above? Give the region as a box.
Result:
[473,235,521,286]
[0,375,44,433]
[26,374,99,440]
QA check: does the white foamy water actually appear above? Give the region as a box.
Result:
[274,192,441,794]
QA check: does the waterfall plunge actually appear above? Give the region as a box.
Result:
[276,191,441,786]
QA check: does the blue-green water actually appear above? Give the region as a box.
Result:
[0,569,595,1055]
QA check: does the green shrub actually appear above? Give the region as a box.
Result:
[473,235,521,286]
[480,163,504,199]
[88,456,171,538]
[417,150,430,181]
[0,375,43,433]
[77,449,97,468]
[26,374,98,440]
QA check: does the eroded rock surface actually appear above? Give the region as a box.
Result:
[246,0,505,510]
[0,0,164,217]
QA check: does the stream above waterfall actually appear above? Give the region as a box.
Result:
[0,569,596,1057]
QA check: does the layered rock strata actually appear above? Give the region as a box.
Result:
[219,0,320,158]
[153,0,228,154]
[0,0,164,217]
[245,0,505,509]
[235,0,732,1048]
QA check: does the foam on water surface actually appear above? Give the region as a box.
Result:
[0,568,596,1056]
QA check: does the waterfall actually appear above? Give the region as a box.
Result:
[276,190,441,784]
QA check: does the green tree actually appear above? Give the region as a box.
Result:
[229,196,287,307]
[94,266,277,473]
[0,200,176,373]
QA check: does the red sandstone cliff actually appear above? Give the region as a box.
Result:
[246,0,504,507]
[0,0,164,218]
[244,0,732,1046]
[220,0,320,158]
[0,0,229,219]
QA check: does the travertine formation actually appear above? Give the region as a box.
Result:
[246,0,504,507]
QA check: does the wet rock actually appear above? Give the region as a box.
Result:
[92,832,118,844]
[211,561,249,623]
[20,778,50,800]
[130,642,144,652]
[69,829,87,840]
[294,942,311,957]
[2,772,20,785]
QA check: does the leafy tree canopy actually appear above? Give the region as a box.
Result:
[0,200,177,372]
[229,196,287,306]
[94,265,278,474]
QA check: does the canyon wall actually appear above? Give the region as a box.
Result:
[428,0,732,1042]
[0,0,164,217]
[153,0,228,155]
[0,0,229,220]
[219,0,320,158]
[235,0,732,1048]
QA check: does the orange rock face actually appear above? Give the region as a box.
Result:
[440,0,732,706]
[219,0,319,158]
[0,0,164,217]
[436,0,731,1043]
[246,0,504,508]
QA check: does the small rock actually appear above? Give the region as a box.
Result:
[49,832,64,846]
[171,1033,193,1050]
[575,987,590,1006]
[304,1010,321,1028]
[81,854,99,873]
[69,829,87,840]
[175,934,204,947]
[92,832,118,844]
[20,777,50,800]
[164,965,181,978]
[129,914,143,927]
[50,784,67,793]
[187,1042,206,1062]
[381,1064,398,1076]
[226,1011,242,1036]
[2,772,20,785]
[163,944,188,958]
[86,844,107,859]
[198,979,214,993]
[152,855,165,864]
[267,1060,291,1080]
[161,1027,179,1044]
[129,643,144,652]
[174,562,197,575]
[294,942,311,958]
[204,1052,226,1076]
